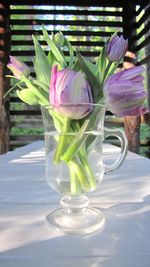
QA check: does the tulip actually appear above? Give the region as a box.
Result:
[49,65,93,119]
[103,66,148,116]
[7,56,30,79]
[106,34,128,62]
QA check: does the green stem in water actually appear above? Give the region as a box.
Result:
[68,158,91,192]
[78,149,96,190]
[53,116,71,164]
[61,119,90,163]
[69,165,81,195]
[61,103,102,163]
[72,121,96,190]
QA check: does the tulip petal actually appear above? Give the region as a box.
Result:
[106,35,128,62]
[104,66,148,117]
[49,65,58,106]
[49,65,93,119]
[7,56,30,79]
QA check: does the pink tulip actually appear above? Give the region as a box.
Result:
[49,65,93,119]
[7,56,30,79]
[103,66,148,116]
[106,35,128,62]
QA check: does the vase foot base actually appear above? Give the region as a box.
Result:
[46,207,105,235]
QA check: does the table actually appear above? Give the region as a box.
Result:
[0,141,150,267]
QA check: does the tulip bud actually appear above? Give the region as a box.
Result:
[49,65,93,119]
[103,66,148,116]
[7,56,30,79]
[106,34,128,62]
[54,32,65,47]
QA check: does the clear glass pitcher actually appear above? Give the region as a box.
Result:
[41,103,128,234]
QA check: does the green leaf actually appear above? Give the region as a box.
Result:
[17,89,39,105]
[42,25,67,68]
[84,59,97,75]
[3,80,22,98]
[76,51,103,100]
[96,45,107,83]
[21,76,49,106]
[108,62,120,77]
[71,59,81,71]
[64,38,74,68]
[32,35,51,86]
[47,50,56,65]
[32,79,49,92]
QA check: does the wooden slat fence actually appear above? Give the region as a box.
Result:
[136,1,150,157]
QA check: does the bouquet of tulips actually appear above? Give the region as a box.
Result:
[7,26,148,193]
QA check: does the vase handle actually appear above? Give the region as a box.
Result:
[103,127,128,175]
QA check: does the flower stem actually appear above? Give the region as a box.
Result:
[69,165,81,195]
[53,116,71,164]
[101,61,112,86]
[68,159,91,192]
[71,121,97,191]
[61,104,101,163]
[78,149,97,190]
[61,119,90,163]
[3,80,22,99]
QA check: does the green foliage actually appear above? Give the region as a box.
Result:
[17,88,40,105]
[140,123,150,140]
[42,26,67,68]
[33,35,51,86]
[76,51,102,100]
[11,127,43,135]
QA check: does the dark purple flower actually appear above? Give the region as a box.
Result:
[49,65,93,119]
[103,66,148,116]
[106,35,128,62]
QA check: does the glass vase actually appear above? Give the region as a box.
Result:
[41,103,128,235]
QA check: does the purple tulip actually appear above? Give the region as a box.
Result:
[106,35,128,62]
[49,65,93,119]
[103,66,148,116]
[7,56,30,79]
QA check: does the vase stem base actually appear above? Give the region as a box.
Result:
[46,206,105,235]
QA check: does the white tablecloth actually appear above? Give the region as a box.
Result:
[0,141,150,267]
